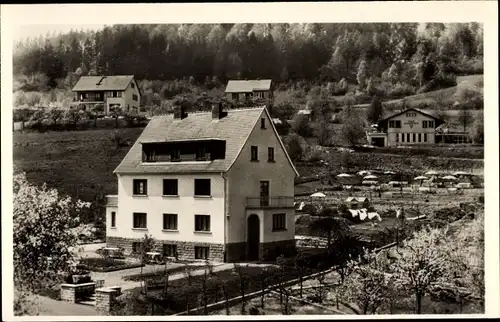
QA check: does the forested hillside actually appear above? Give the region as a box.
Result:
[13,23,483,103]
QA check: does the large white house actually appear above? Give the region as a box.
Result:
[366,108,444,147]
[106,105,299,262]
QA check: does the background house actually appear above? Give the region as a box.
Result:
[367,108,444,147]
[72,75,141,115]
[224,79,273,106]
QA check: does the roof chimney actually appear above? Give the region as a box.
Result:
[212,102,228,120]
[173,104,188,120]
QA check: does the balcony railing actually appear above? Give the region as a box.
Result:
[246,196,294,208]
[106,195,118,207]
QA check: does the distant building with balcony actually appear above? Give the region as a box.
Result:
[106,104,298,262]
[224,79,273,106]
[366,108,444,147]
[71,75,141,115]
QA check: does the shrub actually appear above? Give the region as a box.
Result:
[387,82,416,99]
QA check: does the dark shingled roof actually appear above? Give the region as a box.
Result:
[225,80,272,93]
[114,107,270,174]
[72,75,135,92]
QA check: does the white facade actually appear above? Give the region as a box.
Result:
[106,107,298,262]
[106,173,225,243]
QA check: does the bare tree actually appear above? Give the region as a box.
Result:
[233,264,249,315]
[458,107,474,135]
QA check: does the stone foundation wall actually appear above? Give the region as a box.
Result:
[106,237,224,262]
[260,239,296,261]
[226,242,246,262]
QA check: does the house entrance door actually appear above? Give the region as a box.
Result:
[247,214,260,261]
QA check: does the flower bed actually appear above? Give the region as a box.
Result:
[78,257,144,272]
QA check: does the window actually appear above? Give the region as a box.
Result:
[395,120,401,128]
[423,120,435,128]
[418,133,422,142]
[195,246,210,260]
[132,94,138,101]
[163,179,178,196]
[111,211,116,228]
[195,215,211,232]
[133,213,147,229]
[163,244,177,257]
[406,133,410,142]
[163,214,178,230]
[194,179,211,196]
[232,93,238,100]
[131,82,135,89]
[389,120,395,128]
[413,133,416,142]
[171,148,181,161]
[424,133,428,142]
[401,133,405,142]
[268,147,275,162]
[261,118,266,129]
[272,213,286,231]
[196,146,207,161]
[407,112,417,117]
[395,133,399,143]
[145,150,156,162]
[251,146,258,161]
[133,179,147,195]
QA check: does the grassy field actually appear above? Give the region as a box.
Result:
[13,128,144,201]
[352,74,483,110]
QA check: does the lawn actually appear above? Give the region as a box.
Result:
[13,127,144,202]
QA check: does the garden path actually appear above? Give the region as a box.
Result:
[28,295,98,316]
[90,262,270,291]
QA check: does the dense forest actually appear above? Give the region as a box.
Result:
[14,23,483,91]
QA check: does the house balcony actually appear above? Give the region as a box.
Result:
[106,195,118,207]
[246,196,295,209]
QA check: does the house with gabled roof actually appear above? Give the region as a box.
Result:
[366,108,444,147]
[225,79,273,105]
[72,75,141,115]
[106,104,298,262]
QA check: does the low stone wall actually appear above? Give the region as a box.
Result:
[96,287,121,314]
[106,237,224,262]
[60,282,96,303]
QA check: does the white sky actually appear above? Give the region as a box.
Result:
[13,24,106,42]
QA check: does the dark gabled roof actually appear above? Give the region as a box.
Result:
[72,75,135,92]
[225,80,272,93]
[114,107,298,176]
[379,108,442,123]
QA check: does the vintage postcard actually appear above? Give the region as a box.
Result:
[1,1,498,320]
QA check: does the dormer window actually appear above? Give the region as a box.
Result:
[142,140,226,163]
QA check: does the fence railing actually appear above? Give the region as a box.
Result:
[246,196,294,208]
